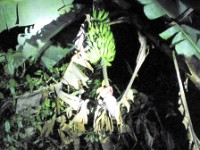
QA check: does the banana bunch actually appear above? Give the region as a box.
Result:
[92,9,109,23]
[87,10,116,66]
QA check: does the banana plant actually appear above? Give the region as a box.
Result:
[10,4,152,147]
[52,7,139,144]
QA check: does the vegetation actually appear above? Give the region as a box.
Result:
[0,0,200,149]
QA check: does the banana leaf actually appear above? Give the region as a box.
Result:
[159,24,200,59]
[137,0,186,19]
[138,0,200,90]
[0,0,73,33]
[12,4,85,71]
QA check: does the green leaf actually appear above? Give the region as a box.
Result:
[44,99,51,107]
[16,116,23,128]
[5,120,11,132]
[9,79,16,86]
[6,52,15,75]
[143,2,166,20]
[51,102,56,108]
[90,134,94,143]
[6,134,12,142]
[0,2,17,32]
[37,124,43,133]
[138,0,188,19]
[159,26,179,40]
[26,74,31,82]
[34,70,42,76]
[137,0,168,20]
[139,0,200,59]
[139,0,200,90]
[8,79,16,95]
[8,146,16,150]
[25,127,35,137]
[160,24,200,59]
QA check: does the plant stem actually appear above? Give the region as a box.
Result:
[101,58,109,86]
[120,32,149,103]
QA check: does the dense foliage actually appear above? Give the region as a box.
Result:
[0,0,200,150]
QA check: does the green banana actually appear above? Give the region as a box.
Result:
[86,10,116,67]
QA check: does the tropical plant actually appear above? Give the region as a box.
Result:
[0,0,200,149]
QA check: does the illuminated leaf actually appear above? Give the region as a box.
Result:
[0,0,73,33]
[73,99,89,124]
[61,62,89,89]
[56,89,82,111]
[138,0,167,20]
[14,4,83,70]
